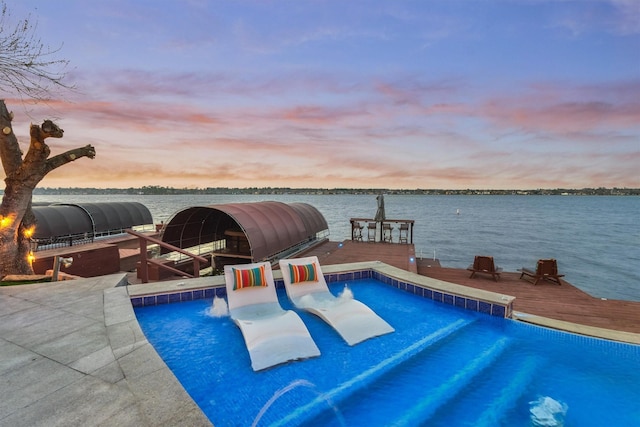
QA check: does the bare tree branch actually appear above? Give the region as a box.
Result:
[0,2,74,99]
[45,144,96,173]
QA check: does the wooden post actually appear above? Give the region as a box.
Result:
[410,222,414,244]
[51,256,61,282]
[139,237,148,284]
[193,259,200,278]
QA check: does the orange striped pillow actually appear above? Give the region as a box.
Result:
[232,265,267,290]
[289,263,318,284]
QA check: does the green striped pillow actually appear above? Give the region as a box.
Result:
[289,263,318,284]
[232,265,267,290]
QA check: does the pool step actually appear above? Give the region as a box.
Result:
[460,356,541,427]
[389,337,511,426]
[416,354,542,426]
[297,323,514,426]
[269,317,476,427]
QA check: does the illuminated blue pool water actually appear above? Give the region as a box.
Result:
[134,279,640,426]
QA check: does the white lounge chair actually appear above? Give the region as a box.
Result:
[279,256,394,346]
[224,262,320,371]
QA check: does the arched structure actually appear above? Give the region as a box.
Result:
[32,202,153,248]
[161,201,329,267]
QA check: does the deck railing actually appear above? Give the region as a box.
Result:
[126,229,208,283]
[349,218,415,244]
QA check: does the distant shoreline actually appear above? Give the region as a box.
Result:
[19,186,640,196]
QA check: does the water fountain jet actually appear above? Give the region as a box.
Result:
[207,295,229,317]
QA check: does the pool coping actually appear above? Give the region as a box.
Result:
[512,311,640,345]
[129,261,515,318]
[128,261,640,345]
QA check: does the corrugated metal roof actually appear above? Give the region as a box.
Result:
[161,201,329,262]
[78,202,153,232]
[32,205,94,238]
[32,202,153,240]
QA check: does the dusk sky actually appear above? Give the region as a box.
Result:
[5,0,640,189]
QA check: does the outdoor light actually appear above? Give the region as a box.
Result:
[23,226,35,238]
[28,238,38,266]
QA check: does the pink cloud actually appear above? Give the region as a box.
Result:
[3,69,638,190]
[484,100,640,135]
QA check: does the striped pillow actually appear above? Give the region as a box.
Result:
[232,265,267,290]
[289,263,318,284]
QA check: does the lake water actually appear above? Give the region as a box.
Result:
[33,194,640,302]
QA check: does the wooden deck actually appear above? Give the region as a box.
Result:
[300,240,640,336]
[299,240,420,273]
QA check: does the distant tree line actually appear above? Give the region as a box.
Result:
[13,186,640,196]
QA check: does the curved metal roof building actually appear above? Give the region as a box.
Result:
[161,201,329,263]
[33,202,153,245]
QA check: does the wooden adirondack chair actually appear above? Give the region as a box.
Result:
[467,255,503,281]
[520,258,564,285]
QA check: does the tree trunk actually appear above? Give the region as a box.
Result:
[0,100,96,277]
[0,183,36,276]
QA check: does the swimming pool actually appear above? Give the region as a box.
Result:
[134,278,640,426]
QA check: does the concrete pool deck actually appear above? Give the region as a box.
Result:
[0,273,211,427]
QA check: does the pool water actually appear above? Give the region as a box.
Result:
[134,279,640,426]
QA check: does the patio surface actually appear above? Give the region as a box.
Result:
[0,273,211,427]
